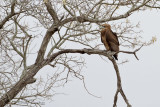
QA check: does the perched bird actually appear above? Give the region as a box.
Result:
[100,24,119,60]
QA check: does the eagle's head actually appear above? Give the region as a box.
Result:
[101,24,111,29]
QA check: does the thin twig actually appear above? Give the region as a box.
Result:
[82,77,101,98]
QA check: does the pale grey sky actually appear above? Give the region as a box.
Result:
[44,10,160,107]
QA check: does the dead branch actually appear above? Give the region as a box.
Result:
[119,45,143,60]
[109,58,132,107]
[44,1,59,23]
[0,0,17,29]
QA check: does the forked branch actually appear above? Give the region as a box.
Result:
[110,46,142,107]
[119,45,143,60]
[110,58,131,107]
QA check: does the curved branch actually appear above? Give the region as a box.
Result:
[109,58,131,107]
[0,0,16,29]
[47,46,142,63]
[47,49,115,63]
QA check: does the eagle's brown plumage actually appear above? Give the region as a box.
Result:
[100,24,119,60]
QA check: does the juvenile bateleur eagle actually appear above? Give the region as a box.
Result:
[100,24,119,60]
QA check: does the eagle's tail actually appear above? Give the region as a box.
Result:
[113,54,118,60]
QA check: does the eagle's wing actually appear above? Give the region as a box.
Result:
[105,30,119,52]
[111,31,119,45]
[101,30,110,50]
[105,30,119,60]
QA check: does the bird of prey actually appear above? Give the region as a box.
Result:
[100,24,119,60]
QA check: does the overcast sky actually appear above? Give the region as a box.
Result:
[43,10,160,107]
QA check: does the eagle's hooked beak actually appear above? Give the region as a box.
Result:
[99,25,105,29]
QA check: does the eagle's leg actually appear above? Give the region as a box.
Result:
[107,51,117,60]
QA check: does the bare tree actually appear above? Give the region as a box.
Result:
[0,0,159,106]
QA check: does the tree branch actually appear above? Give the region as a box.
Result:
[44,0,59,23]
[61,0,151,25]
[119,45,143,60]
[63,3,74,16]
[110,58,131,107]
[0,0,16,29]
[0,64,43,107]
[47,49,115,63]
[35,24,58,63]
